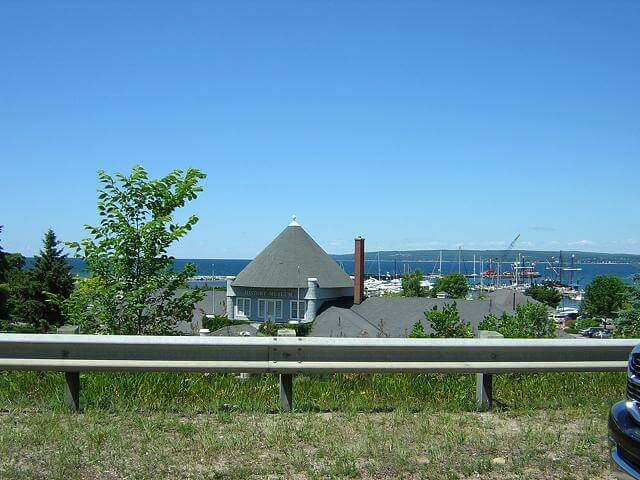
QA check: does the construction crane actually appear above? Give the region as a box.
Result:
[501,233,521,262]
[485,234,520,286]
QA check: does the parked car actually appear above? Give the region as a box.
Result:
[595,330,612,339]
[609,344,640,479]
[581,327,605,337]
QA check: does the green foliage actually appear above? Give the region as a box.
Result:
[201,315,248,333]
[576,318,600,330]
[0,242,27,322]
[564,327,579,334]
[431,273,468,299]
[9,229,74,330]
[0,319,37,333]
[525,284,561,308]
[581,275,627,318]
[614,274,640,337]
[409,321,426,338]
[0,226,9,319]
[0,283,9,320]
[257,320,313,337]
[292,321,313,337]
[478,302,555,338]
[258,320,278,336]
[63,166,206,335]
[401,269,426,297]
[424,302,473,338]
[0,370,628,415]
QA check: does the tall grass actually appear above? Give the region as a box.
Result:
[0,370,626,413]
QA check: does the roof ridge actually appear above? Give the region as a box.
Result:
[232,223,353,289]
[351,299,387,334]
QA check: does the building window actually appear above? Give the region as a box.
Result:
[290,300,306,320]
[258,299,283,321]
[235,298,251,319]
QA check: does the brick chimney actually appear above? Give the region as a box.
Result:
[354,236,365,304]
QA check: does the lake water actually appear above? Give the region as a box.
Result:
[44,257,640,289]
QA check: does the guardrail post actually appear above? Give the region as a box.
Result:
[57,325,80,411]
[476,330,503,411]
[277,329,296,412]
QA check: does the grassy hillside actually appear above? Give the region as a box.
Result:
[0,371,625,479]
[0,409,612,479]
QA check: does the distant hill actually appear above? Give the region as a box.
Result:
[331,249,640,264]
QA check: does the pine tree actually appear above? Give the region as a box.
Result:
[11,228,74,329]
[0,226,10,319]
[0,226,6,282]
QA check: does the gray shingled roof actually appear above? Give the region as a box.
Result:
[232,224,353,289]
[311,291,541,338]
[311,306,380,338]
[486,289,544,313]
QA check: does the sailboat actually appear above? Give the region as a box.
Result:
[428,250,444,279]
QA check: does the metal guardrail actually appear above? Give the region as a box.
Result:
[0,332,637,411]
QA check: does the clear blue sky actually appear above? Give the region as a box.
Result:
[1,1,639,258]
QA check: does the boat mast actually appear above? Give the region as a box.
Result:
[211,263,216,315]
[439,250,442,275]
[480,256,483,289]
[473,254,476,276]
[377,251,381,281]
[458,246,461,274]
[570,254,575,287]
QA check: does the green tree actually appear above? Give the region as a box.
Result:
[581,275,627,318]
[64,166,206,335]
[10,229,74,330]
[615,274,640,337]
[0,226,9,319]
[425,302,473,338]
[409,321,426,338]
[576,318,601,330]
[0,230,27,323]
[401,269,426,297]
[431,273,468,299]
[478,302,554,338]
[525,284,561,308]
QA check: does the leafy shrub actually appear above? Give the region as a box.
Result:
[430,274,469,299]
[479,302,555,338]
[409,322,426,338]
[576,318,601,330]
[0,320,37,333]
[525,284,561,308]
[257,320,314,337]
[614,275,640,338]
[201,315,248,333]
[424,302,473,338]
[401,269,426,297]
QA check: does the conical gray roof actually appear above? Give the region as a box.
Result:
[232,224,353,289]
